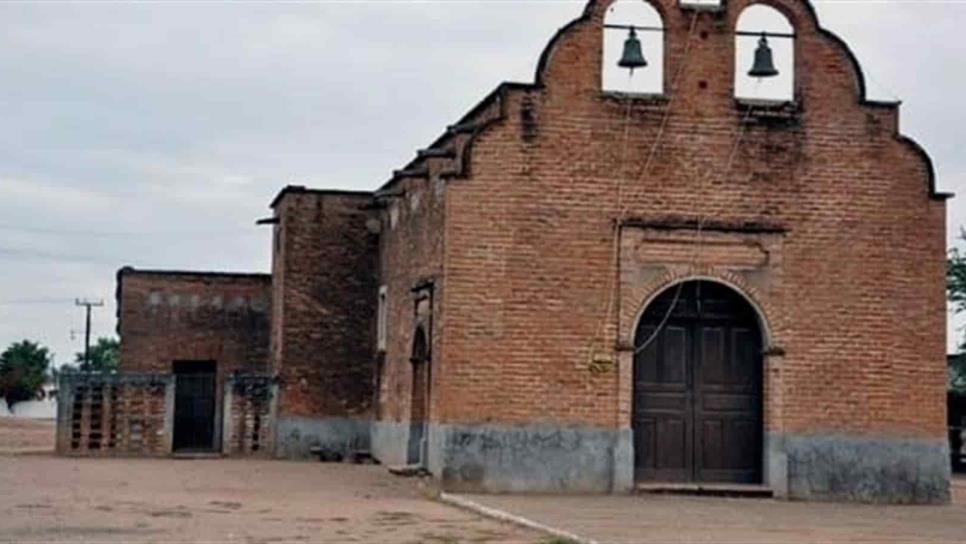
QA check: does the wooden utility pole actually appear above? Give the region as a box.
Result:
[75,299,104,369]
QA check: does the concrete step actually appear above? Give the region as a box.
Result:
[172,451,223,460]
[388,464,430,478]
[635,482,774,498]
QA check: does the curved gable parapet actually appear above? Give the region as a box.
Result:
[533,1,597,88]
[727,0,867,103]
[534,0,868,103]
[898,135,953,201]
[530,0,943,201]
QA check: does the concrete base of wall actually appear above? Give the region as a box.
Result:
[781,433,950,504]
[371,420,410,467]
[436,423,622,494]
[371,421,950,503]
[336,421,951,504]
[274,416,370,460]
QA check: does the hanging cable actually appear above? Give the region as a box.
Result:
[634,97,759,356]
[588,12,701,365]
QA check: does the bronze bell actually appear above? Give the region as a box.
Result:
[748,33,779,78]
[618,28,648,72]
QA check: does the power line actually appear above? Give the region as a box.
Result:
[589,12,701,365]
[0,223,267,238]
[0,298,78,306]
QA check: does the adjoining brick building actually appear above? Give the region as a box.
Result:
[59,0,951,504]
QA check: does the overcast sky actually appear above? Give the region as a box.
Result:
[1,0,964,366]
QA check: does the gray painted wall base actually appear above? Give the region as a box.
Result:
[274,416,370,460]
[437,423,620,494]
[370,419,952,504]
[782,433,950,504]
[371,420,410,467]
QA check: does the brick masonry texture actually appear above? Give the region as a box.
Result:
[371,0,949,501]
[117,269,272,379]
[269,189,379,422]
[115,268,272,453]
[56,373,173,457]
[223,375,277,457]
[96,0,949,502]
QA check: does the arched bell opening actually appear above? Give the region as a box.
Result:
[632,280,764,485]
[603,0,665,95]
[735,4,795,102]
[406,326,430,466]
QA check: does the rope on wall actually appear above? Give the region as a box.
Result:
[588,11,700,366]
[589,11,766,365]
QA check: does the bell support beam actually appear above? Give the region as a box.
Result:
[604,24,794,40]
[604,24,664,33]
[735,30,795,39]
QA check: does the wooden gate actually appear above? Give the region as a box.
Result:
[173,361,217,453]
[633,281,763,484]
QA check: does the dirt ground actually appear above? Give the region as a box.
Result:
[4,418,966,543]
[0,456,541,543]
[0,417,55,453]
[0,419,540,544]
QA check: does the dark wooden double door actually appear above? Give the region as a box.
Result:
[633,282,763,484]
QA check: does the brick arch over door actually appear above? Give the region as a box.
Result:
[632,279,765,484]
[629,273,774,349]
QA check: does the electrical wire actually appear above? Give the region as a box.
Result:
[634,96,759,356]
[588,12,700,364]
[0,223,265,238]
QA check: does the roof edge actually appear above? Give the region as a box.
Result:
[270,185,374,209]
[378,81,536,194]
[118,266,271,281]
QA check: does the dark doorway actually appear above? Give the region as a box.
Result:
[633,281,763,484]
[407,328,430,466]
[172,361,217,453]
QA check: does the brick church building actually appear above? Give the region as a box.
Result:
[61,0,951,504]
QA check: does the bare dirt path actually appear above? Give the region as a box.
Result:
[0,417,54,453]
[0,455,541,543]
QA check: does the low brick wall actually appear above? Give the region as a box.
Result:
[56,372,276,458]
[56,373,174,457]
[223,375,277,457]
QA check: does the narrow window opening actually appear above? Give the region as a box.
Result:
[735,5,794,102]
[377,286,388,352]
[603,0,664,95]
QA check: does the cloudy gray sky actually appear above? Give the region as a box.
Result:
[1,0,964,366]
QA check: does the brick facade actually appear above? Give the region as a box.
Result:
[88,0,949,503]
[116,268,272,453]
[56,373,173,457]
[222,374,277,457]
[117,269,272,377]
[371,0,950,502]
[268,188,379,458]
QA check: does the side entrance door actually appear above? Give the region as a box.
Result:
[172,360,217,453]
[407,328,430,466]
[633,282,763,484]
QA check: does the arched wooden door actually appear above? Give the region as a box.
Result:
[633,281,763,484]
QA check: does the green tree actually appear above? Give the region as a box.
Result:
[948,230,966,393]
[0,340,52,406]
[74,337,119,373]
[949,231,966,340]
